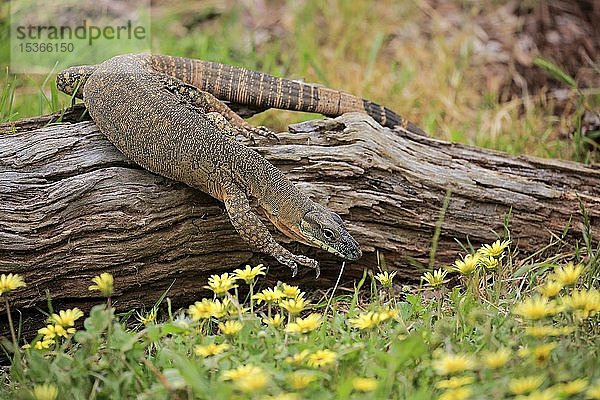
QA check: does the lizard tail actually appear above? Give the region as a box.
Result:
[57,54,425,134]
[361,99,428,135]
[149,54,424,133]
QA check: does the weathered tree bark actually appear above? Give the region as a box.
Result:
[1,107,599,338]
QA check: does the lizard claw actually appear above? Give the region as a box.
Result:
[255,126,279,142]
[291,254,320,278]
[234,124,278,144]
[276,253,319,278]
[245,125,279,142]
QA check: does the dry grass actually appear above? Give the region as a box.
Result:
[2,0,598,161]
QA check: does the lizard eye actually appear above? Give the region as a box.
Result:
[323,228,335,241]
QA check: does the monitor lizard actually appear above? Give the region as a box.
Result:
[56,53,423,277]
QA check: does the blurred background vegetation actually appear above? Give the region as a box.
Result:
[1,0,598,162]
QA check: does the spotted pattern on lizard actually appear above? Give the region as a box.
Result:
[55,53,422,276]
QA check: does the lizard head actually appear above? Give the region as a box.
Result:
[295,203,362,261]
[56,65,96,99]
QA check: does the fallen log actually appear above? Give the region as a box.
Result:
[1,109,599,338]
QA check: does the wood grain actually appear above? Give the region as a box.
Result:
[1,110,598,337]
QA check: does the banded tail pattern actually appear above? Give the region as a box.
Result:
[57,53,425,134]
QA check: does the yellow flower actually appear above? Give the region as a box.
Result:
[531,343,556,364]
[280,283,302,299]
[194,343,229,357]
[88,273,114,297]
[432,354,475,375]
[537,280,563,297]
[261,394,301,400]
[480,256,499,270]
[481,348,510,369]
[557,326,576,335]
[0,273,26,296]
[188,298,228,320]
[285,314,321,333]
[452,254,480,275]
[515,389,556,400]
[38,324,74,340]
[552,378,588,396]
[189,299,214,320]
[222,364,262,380]
[381,306,399,320]
[287,371,317,389]
[520,343,556,365]
[435,376,474,389]
[237,374,268,392]
[263,314,284,328]
[478,239,510,258]
[561,289,600,319]
[513,296,556,320]
[285,350,311,365]
[33,339,55,350]
[136,308,157,325]
[204,273,238,295]
[374,271,396,287]
[38,325,58,340]
[233,264,266,284]
[347,311,389,330]
[307,349,337,368]
[524,326,554,338]
[524,325,574,338]
[279,296,308,315]
[352,377,378,392]
[222,365,268,392]
[586,381,600,399]
[509,376,544,395]
[252,288,284,304]
[50,308,84,327]
[32,383,58,400]
[439,387,472,400]
[422,269,448,287]
[551,262,583,286]
[218,320,243,335]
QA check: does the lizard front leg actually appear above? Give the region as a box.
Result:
[221,183,320,277]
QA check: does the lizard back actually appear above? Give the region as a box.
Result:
[83,54,305,208]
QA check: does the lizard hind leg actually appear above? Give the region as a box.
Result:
[157,74,278,142]
[222,183,320,277]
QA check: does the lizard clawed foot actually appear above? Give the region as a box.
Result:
[252,125,280,142]
[276,253,320,278]
[292,254,320,278]
[237,125,279,143]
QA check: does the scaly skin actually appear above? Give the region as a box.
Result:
[57,53,426,135]
[57,54,366,276]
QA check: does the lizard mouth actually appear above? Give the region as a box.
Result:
[303,231,362,261]
[271,216,362,261]
[318,242,361,260]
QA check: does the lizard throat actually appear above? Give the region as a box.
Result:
[270,217,312,247]
[272,217,349,259]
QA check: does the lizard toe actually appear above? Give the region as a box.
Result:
[257,126,279,142]
[292,255,319,272]
[287,261,298,277]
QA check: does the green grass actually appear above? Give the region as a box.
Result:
[1,1,598,162]
[1,233,598,399]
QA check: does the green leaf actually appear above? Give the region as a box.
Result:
[534,57,577,88]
